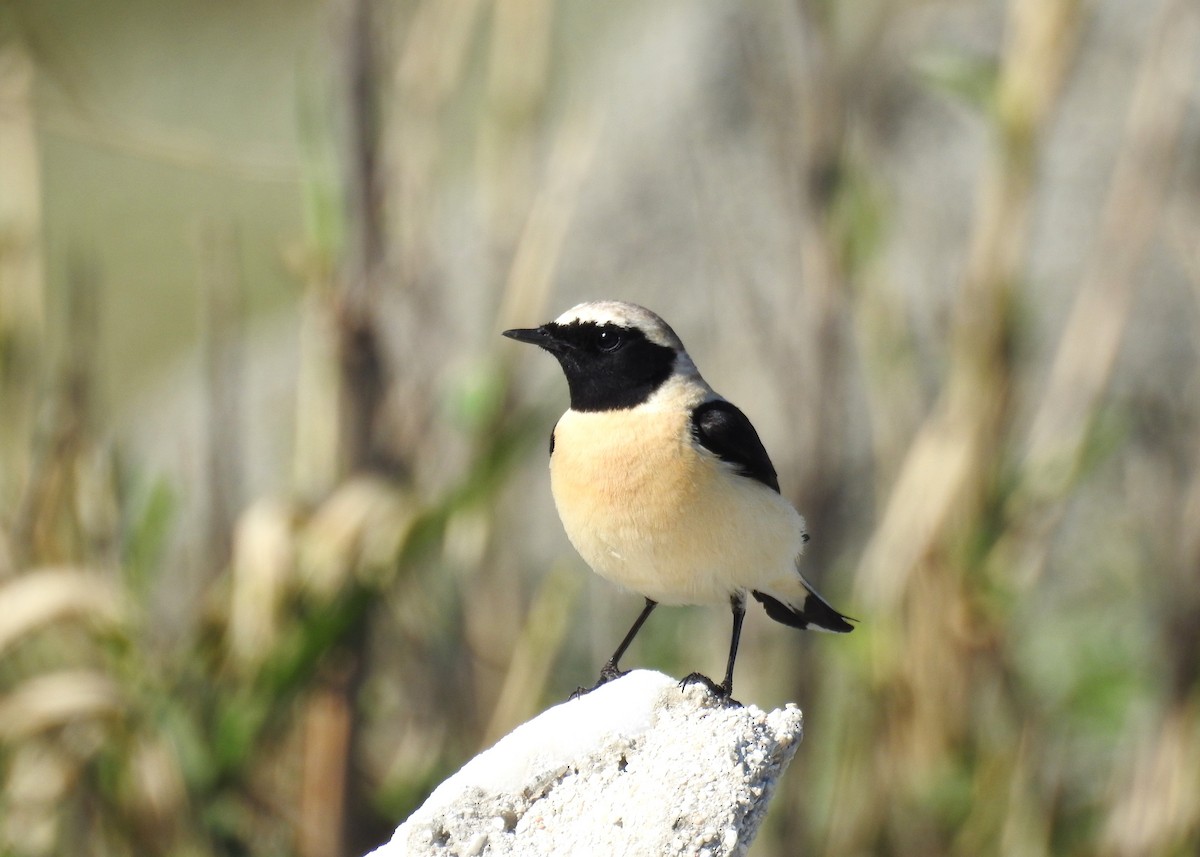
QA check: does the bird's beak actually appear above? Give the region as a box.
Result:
[502,326,555,347]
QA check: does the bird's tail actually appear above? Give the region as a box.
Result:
[752,573,855,633]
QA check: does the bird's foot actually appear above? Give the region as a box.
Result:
[679,672,741,708]
[569,662,628,700]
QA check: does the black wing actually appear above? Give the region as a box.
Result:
[690,399,780,493]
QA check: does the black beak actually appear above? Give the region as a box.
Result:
[502,326,555,347]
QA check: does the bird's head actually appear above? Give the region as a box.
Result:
[503,301,695,412]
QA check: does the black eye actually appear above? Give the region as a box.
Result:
[596,328,623,352]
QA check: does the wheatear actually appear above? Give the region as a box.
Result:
[504,301,853,700]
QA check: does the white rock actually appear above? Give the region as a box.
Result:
[366,670,804,857]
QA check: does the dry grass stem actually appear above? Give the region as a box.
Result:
[855,0,1081,611]
[0,670,121,742]
[1019,0,1200,505]
[0,567,123,657]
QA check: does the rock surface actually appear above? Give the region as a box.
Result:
[367,670,804,857]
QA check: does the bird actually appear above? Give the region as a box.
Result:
[503,300,853,701]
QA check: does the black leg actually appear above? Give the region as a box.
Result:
[680,594,745,706]
[600,597,658,680]
[572,598,657,697]
[720,594,746,694]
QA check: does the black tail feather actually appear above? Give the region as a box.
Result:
[752,590,855,633]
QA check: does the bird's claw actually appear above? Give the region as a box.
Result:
[679,672,741,708]
[569,662,629,700]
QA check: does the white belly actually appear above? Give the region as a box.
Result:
[549,407,806,605]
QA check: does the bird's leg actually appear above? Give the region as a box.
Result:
[719,594,746,694]
[680,594,745,707]
[572,598,657,698]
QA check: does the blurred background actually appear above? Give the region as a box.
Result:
[2,0,1199,854]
